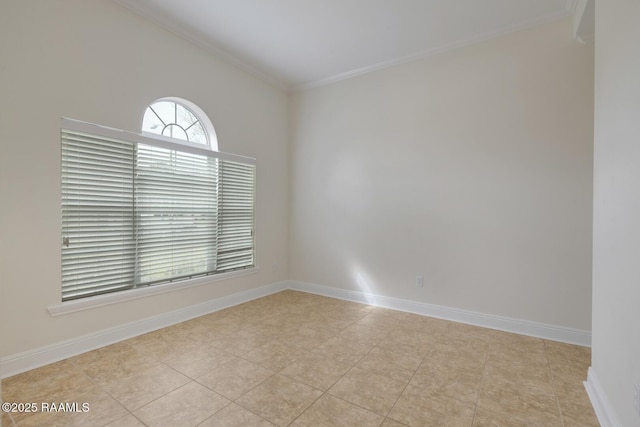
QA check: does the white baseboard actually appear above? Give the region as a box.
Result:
[584,367,622,427]
[0,281,287,379]
[1,279,592,379]
[286,280,592,347]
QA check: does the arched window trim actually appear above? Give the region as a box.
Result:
[141,97,219,151]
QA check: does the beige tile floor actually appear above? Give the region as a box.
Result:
[1,290,599,426]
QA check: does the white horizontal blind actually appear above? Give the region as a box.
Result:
[61,130,135,300]
[135,144,219,285]
[60,119,255,301]
[217,160,255,271]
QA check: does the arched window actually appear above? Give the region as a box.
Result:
[142,98,218,150]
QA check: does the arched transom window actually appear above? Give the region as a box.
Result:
[142,98,218,150]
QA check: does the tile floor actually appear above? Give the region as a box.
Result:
[1,290,599,426]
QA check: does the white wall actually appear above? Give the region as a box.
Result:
[0,1,289,360]
[290,19,594,331]
[592,1,640,425]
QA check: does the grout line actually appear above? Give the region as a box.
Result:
[199,356,276,424]
[544,339,566,427]
[225,400,271,426]
[384,324,429,424]
[471,337,491,425]
[286,313,393,425]
[286,315,378,425]
[68,354,137,426]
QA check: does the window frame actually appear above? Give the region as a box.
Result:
[54,117,257,314]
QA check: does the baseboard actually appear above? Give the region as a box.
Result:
[584,367,622,427]
[0,281,287,379]
[1,279,592,379]
[286,280,592,347]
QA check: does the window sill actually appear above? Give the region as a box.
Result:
[48,267,259,317]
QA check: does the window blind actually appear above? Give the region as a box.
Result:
[61,130,136,300]
[61,119,255,301]
[217,160,256,271]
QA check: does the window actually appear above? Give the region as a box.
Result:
[61,103,255,301]
[142,99,216,148]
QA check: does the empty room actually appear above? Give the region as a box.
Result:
[1,0,638,426]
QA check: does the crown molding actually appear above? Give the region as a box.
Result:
[294,8,571,91]
[570,0,595,44]
[111,0,289,92]
[112,0,575,93]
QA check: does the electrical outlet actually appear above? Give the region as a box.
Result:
[635,383,640,416]
[415,275,424,288]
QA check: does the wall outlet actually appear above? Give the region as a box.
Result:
[415,275,424,288]
[635,383,640,416]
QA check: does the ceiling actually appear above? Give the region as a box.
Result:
[114,0,575,90]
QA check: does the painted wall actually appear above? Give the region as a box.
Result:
[290,19,594,331]
[0,1,289,359]
[592,1,640,425]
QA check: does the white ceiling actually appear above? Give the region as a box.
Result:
[114,0,574,90]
